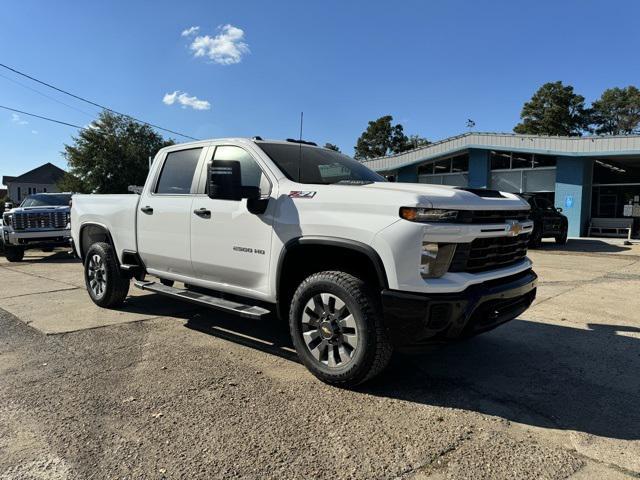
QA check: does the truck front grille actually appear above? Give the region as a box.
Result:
[12,211,69,230]
[456,210,530,224]
[449,234,530,273]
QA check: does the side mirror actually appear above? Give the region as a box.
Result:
[208,160,243,201]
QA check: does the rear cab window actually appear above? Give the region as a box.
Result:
[155,148,203,194]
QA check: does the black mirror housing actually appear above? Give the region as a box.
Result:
[208,160,242,201]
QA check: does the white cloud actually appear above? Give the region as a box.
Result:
[188,24,249,65]
[181,26,200,37]
[11,113,28,125]
[162,90,211,110]
[31,130,38,135]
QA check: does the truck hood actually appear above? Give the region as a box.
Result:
[350,182,529,211]
[9,205,71,213]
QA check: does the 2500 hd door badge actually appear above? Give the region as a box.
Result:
[233,246,266,255]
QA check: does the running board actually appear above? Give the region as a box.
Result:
[133,281,270,319]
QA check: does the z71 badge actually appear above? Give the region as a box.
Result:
[289,191,316,198]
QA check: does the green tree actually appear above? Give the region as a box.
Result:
[323,143,341,152]
[64,111,174,194]
[57,172,91,193]
[406,134,430,150]
[514,81,589,136]
[354,115,410,159]
[590,86,640,135]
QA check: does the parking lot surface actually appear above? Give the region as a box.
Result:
[1,240,639,479]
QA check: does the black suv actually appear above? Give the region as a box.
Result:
[520,193,568,247]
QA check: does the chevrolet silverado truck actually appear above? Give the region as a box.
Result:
[2,193,72,262]
[71,138,537,386]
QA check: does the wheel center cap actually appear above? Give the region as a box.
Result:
[319,321,335,339]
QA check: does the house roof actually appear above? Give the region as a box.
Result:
[362,132,640,172]
[2,163,66,185]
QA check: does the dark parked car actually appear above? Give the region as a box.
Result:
[520,193,568,247]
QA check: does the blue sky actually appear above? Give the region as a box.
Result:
[2,0,640,184]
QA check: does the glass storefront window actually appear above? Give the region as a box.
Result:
[533,155,556,168]
[417,163,434,175]
[451,154,469,172]
[490,151,511,170]
[433,159,451,174]
[512,153,533,169]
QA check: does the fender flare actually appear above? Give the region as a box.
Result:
[276,236,389,294]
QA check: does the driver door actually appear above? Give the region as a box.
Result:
[190,144,275,296]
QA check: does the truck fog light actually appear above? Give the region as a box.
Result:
[420,242,456,278]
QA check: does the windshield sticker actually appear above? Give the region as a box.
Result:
[289,191,316,198]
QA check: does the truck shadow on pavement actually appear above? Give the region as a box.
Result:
[184,311,640,441]
[6,251,79,265]
[365,319,640,441]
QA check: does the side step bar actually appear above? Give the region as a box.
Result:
[133,281,270,319]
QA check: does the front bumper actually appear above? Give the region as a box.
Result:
[382,269,537,346]
[3,228,72,249]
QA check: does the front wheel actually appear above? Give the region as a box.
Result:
[555,227,568,245]
[289,271,392,387]
[4,246,24,262]
[84,242,130,308]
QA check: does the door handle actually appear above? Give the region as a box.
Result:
[193,208,211,217]
[140,206,154,214]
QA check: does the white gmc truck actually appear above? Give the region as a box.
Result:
[71,138,537,386]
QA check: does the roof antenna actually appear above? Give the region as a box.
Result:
[297,111,304,183]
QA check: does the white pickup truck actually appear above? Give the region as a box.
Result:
[71,138,537,386]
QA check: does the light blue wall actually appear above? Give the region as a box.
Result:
[554,156,593,237]
[468,149,490,188]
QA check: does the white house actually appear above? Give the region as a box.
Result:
[2,162,66,203]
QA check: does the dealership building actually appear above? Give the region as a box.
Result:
[363,132,640,237]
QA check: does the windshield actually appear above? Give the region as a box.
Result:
[258,142,386,184]
[20,194,71,208]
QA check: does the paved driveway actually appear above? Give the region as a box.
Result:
[1,242,639,479]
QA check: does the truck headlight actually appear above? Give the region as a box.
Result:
[2,212,12,227]
[400,207,458,222]
[420,242,456,278]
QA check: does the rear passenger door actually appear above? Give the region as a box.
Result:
[137,146,206,278]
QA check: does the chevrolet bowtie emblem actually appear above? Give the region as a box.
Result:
[506,221,523,236]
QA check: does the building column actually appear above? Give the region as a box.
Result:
[555,156,592,237]
[468,149,490,188]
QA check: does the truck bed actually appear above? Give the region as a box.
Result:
[71,194,139,260]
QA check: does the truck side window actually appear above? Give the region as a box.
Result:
[155,148,202,194]
[213,146,268,192]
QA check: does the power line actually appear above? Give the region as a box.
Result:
[1,104,85,130]
[0,71,97,119]
[0,62,199,141]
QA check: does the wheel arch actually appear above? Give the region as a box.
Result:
[275,236,389,320]
[78,223,115,261]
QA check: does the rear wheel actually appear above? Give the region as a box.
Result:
[84,242,130,308]
[289,271,392,387]
[4,246,24,262]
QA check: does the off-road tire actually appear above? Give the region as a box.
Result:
[84,242,130,308]
[289,271,393,387]
[555,227,568,245]
[529,224,543,248]
[4,246,24,262]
